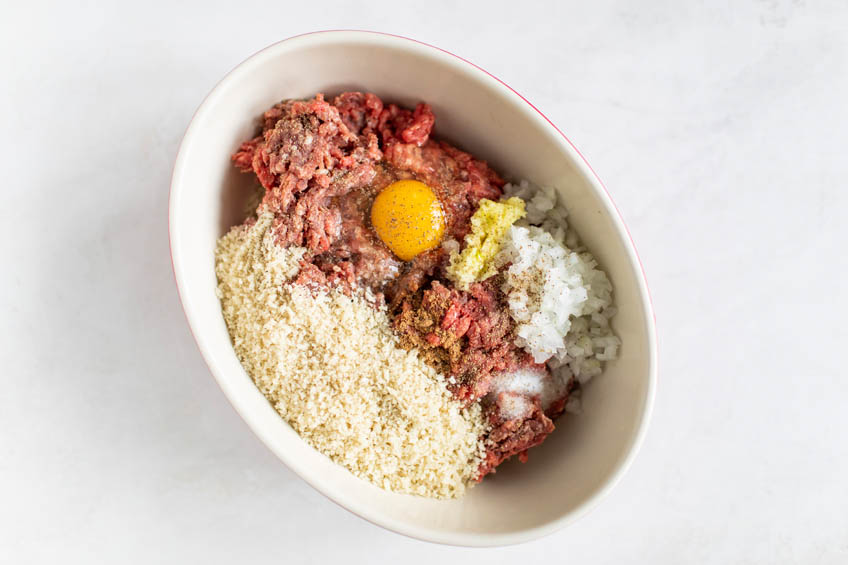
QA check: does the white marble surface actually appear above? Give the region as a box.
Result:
[2,1,847,562]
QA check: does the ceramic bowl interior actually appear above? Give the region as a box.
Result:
[170,31,656,546]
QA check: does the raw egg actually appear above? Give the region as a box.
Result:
[371,180,445,261]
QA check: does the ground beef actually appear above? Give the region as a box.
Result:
[334,92,383,136]
[231,92,566,480]
[391,278,537,403]
[474,374,578,479]
[232,92,502,291]
[389,272,574,479]
[476,401,555,479]
[232,94,380,255]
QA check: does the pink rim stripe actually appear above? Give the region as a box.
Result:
[168,30,657,546]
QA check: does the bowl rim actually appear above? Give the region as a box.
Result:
[168,29,658,547]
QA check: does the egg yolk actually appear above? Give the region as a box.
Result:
[371,180,445,261]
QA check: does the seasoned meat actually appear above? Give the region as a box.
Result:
[391,278,538,403]
[231,92,570,480]
[476,400,555,479]
[232,92,502,291]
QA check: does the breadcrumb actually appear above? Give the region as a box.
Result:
[215,210,488,498]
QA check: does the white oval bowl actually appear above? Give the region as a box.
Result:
[169,30,657,547]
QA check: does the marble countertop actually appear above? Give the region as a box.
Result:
[2,1,846,562]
